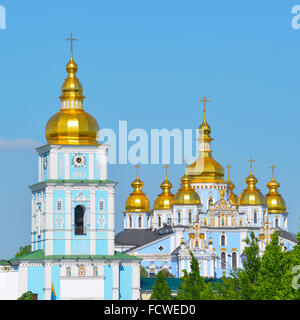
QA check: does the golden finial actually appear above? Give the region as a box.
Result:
[66,32,78,55]
[163,164,169,179]
[270,164,276,180]
[248,157,255,174]
[198,95,211,114]
[135,163,141,179]
[225,164,232,181]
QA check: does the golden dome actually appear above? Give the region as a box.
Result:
[187,97,225,183]
[238,160,267,206]
[45,50,100,145]
[153,166,174,210]
[226,165,238,206]
[125,165,151,213]
[266,165,287,213]
[174,166,201,205]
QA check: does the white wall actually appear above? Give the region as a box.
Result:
[0,271,19,300]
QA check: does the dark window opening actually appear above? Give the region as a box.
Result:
[75,205,86,235]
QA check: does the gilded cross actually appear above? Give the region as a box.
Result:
[135,163,141,178]
[66,32,78,52]
[163,164,169,178]
[225,164,232,178]
[198,95,211,113]
[270,164,276,179]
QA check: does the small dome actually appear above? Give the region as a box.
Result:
[266,167,287,213]
[226,165,238,206]
[238,166,266,206]
[45,50,100,145]
[153,167,174,210]
[125,166,151,213]
[174,169,201,205]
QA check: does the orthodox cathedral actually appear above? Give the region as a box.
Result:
[0,42,297,300]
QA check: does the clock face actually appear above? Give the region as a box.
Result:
[43,156,47,169]
[72,153,87,168]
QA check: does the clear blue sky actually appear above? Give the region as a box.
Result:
[0,0,299,258]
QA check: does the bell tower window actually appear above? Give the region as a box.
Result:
[75,205,86,235]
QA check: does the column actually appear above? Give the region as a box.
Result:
[18,264,28,297]
[44,263,52,300]
[107,188,115,255]
[132,263,140,300]
[44,189,53,256]
[90,189,96,255]
[65,189,72,255]
[112,262,120,300]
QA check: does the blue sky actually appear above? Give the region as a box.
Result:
[0,0,299,258]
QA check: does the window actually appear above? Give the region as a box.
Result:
[203,218,207,226]
[129,216,132,228]
[167,218,172,225]
[188,211,192,224]
[66,267,71,277]
[78,265,85,276]
[56,201,62,211]
[275,218,279,228]
[158,216,161,228]
[75,205,86,235]
[99,200,105,212]
[208,198,213,206]
[232,252,237,269]
[138,216,142,228]
[254,211,257,224]
[178,212,181,224]
[93,266,98,277]
[221,252,226,269]
[221,235,226,247]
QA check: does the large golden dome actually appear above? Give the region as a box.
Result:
[174,167,201,205]
[238,162,266,206]
[266,166,287,213]
[125,166,151,213]
[45,50,100,145]
[153,166,174,210]
[187,98,225,183]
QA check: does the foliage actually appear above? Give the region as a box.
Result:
[150,270,172,300]
[17,291,35,300]
[15,245,31,258]
[160,268,175,278]
[177,251,215,300]
[140,265,148,278]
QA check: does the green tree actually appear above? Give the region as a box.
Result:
[237,232,261,300]
[15,245,31,258]
[150,270,172,300]
[140,265,148,278]
[17,291,35,300]
[177,251,215,300]
[255,230,286,300]
[160,268,175,278]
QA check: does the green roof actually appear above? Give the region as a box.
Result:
[29,179,117,189]
[0,260,11,266]
[140,277,224,291]
[10,250,141,262]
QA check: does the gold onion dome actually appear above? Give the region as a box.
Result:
[153,166,174,210]
[187,96,225,183]
[45,47,100,145]
[125,165,151,213]
[174,166,201,205]
[266,165,287,213]
[226,165,238,206]
[238,159,267,206]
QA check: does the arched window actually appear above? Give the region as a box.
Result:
[254,211,257,224]
[66,267,71,277]
[221,252,226,269]
[188,211,192,224]
[138,216,142,228]
[93,266,98,277]
[129,216,132,228]
[221,235,226,247]
[203,218,207,226]
[158,216,161,228]
[75,205,86,235]
[178,212,181,224]
[232,252,237,269]
[208,198,213,206]
[275,218,279,228]
[78,265,85,276]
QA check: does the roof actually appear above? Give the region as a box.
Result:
[277,228,298,244]
[0,260,11,266]
[140,277,223,291]
[115,226,174,249]
[10,250,141,263]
